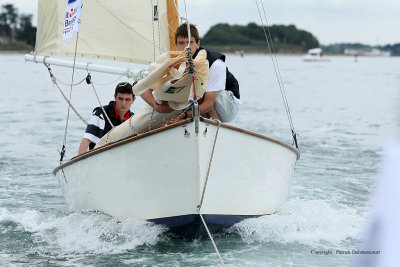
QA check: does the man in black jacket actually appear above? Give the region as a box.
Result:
[78,82,135,155]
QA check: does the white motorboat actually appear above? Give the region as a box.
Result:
[303,48,330,62]
[26,0,300,234]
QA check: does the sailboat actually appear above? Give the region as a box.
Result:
[25,0,300,235]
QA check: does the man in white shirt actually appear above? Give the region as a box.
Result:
[143,23,241,123]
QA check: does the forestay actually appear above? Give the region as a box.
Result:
[36,0,176,64]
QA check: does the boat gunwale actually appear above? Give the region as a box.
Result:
[202,118,300,159]
[53,117,299,175]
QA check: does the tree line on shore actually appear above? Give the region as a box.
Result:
[0,3,36,50]
[1,3,399,56]
[202,23,320,53]
[202,23,400,56]
[321,42,400,56]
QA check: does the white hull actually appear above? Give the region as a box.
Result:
[55,118,299,228]
[303,48,330,62]
[303,55,330,62]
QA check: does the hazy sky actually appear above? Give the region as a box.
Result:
[1,0,399,45]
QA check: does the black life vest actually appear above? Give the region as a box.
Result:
[193,47,240,99]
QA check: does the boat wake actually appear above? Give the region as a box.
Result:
[229,198,365,247]
[0,207,166,255]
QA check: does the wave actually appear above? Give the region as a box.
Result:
[229,198,366,247]
[0,207,166,255]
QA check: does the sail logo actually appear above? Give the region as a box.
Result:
[62,0,83,45]
[65,8,76,19]
[165,86,185,94]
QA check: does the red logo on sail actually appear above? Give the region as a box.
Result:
[63,0,83,45]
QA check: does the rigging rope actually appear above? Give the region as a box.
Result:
[182,7,198,102]
[60,61,140,87]
[86,74,114,129]
[151,0,156,61]
[197,208,226,267]
[41,61,123,133]
[198,121,220,208]
[167,0,180,33]
[59,33,80,162]
[55,76,87,87]
[178,3,224,265]
[89,74,125,86]
[197,121,225,267]
[156,0,161,53]
[255,0,299,149]
[173,0,179,18]
[42,60,88,127]
[49,70,130,87]
[83,62,129,86]
[183,0,191,52]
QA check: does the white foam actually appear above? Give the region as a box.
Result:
[230,198,365,247]
[0,207,166,254]
[0,207,43,231]
[0,254,14,267]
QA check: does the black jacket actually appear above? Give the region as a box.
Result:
[88,101,134,149]
[193,47,240,99]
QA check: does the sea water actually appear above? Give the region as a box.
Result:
[1,53,399,266]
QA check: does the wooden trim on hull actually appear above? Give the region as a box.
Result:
[53,117,300,175]
[53,118,191,175]
[201,118,300,159]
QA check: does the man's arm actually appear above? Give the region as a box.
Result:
[191,59,226,119]
[78,138,91,155]
[165,91,219,123]
[141,89,174,113]
[188,91,219,118]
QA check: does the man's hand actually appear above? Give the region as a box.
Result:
[164,111,186,124]
[155,101,174,113]
[141,89,173,113]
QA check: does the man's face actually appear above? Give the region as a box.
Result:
[114,92,134,115]
[176,36,200,52]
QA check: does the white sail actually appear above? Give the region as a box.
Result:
[28,0,300,238]
[36,0,172,64]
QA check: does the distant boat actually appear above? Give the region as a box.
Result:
[344,48,391,57]
[303,48,330,62]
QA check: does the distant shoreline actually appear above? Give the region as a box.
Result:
[1,48,397,58]
[0,50,32,54]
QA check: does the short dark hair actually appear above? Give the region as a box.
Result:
[175,23,200,43]
[115,82,134,97]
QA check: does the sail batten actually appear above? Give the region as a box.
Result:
[36,0,176,64]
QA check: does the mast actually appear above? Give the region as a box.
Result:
[167,0,179,51]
